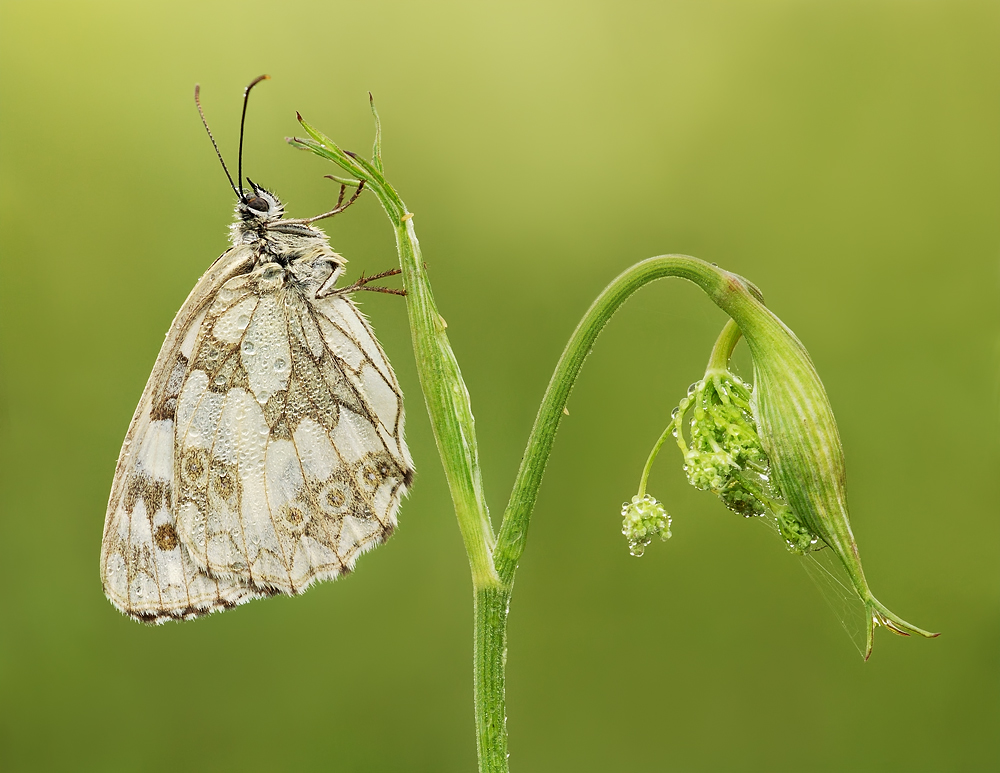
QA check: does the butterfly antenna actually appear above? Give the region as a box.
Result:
[238,74,271,197]
[194,84,240,199]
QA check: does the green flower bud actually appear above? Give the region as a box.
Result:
[715,285,939,659]
[621,494,671,557]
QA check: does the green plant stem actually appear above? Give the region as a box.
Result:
[706,318,743,372]
[291,113,498,589]
[636,422,675,499]
[475,586,511,772]
[291,114,764,772]
[392,216,499,587]
[292,112,507,771]
[493,255,749,584]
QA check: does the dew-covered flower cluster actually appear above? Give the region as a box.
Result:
[672,371,822,555]
[621,494,671,557]
[675,375,762,503]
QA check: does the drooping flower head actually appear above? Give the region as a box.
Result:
[710,282,938,658]
[619,262,935,659]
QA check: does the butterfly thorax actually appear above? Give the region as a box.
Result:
[228,185,347,291]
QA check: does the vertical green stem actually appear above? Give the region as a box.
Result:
[393,216,510,765]
[392,219,498,587]
[291,114,508,770]
[291,115,498,587]
[291,115,768,772]
[474,585,511,772]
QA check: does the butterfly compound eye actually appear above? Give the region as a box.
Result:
[246,196,269,212]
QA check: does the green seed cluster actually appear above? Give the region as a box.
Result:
[621,494,671,557]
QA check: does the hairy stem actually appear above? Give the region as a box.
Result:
[475,586,511,772]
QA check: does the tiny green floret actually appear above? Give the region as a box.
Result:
[621,494,671,556]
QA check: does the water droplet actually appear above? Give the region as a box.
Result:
[237,314,250,329]
[688,382,699,396]
[242,340,255,354]
[671,407,679,419]
[214,374,227,386]
[274,358,287,371]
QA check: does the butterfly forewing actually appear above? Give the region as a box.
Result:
[102,189,413,623]
[101,247,269,621]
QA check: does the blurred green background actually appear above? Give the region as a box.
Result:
[1,1,997,771]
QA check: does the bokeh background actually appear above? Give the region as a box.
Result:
[1,1,997,771]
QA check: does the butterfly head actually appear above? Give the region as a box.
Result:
[239,179,285,222]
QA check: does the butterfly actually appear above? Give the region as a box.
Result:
[101,76,413,623]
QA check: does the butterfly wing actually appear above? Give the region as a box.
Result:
[101,246,267,622]
[171,262,414,596]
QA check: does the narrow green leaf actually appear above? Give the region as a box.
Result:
[369,92,384,174]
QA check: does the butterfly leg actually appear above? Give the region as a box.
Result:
[334,268,406,297]
[303,179,366,223]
